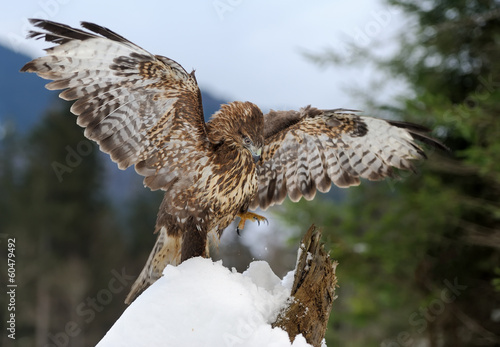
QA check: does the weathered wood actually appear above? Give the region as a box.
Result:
[272,224,338,347]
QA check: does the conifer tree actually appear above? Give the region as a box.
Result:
[288,1,500,345]
[4,103,127,346]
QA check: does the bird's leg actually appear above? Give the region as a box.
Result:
[236,211,268,235]
[181,227,208,262]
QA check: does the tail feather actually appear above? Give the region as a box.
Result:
[125,226,182,304]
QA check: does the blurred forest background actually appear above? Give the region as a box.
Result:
[1,0,499,346]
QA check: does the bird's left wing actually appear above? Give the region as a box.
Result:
[21,19,208,191]
[250,106,447,210]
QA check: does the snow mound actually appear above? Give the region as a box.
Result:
[97,258,313,347]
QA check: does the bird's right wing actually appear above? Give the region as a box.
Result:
[21,19,209,191]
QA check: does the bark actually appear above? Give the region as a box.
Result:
[272,224,338,347]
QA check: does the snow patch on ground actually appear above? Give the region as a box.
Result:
[97,258,313,347]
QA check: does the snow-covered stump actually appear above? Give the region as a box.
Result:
[272,225,338,347]
[96,224,337,347]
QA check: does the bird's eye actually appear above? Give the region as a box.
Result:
[243,136,252,146]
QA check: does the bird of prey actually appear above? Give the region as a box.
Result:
[21,19,446,304]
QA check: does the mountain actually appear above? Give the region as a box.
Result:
[0,44,55,134]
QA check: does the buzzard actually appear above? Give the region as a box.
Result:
[21,19,446,304]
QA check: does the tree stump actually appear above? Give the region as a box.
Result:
[272,224,338,347]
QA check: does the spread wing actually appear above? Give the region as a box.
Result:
[21,19,208,191]
[251,106,447,210]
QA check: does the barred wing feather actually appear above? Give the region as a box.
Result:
[21,19,208,191]
[251,106,446,210]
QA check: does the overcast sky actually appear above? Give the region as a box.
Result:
[1,0,406,113]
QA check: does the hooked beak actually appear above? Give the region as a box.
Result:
[251,146,262,164]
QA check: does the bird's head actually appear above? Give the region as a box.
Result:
[208,101,264,163]
[240,130,263,164]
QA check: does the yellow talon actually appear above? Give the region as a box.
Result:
[236,211,268,235]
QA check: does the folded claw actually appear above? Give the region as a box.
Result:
[236,211,268,235]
